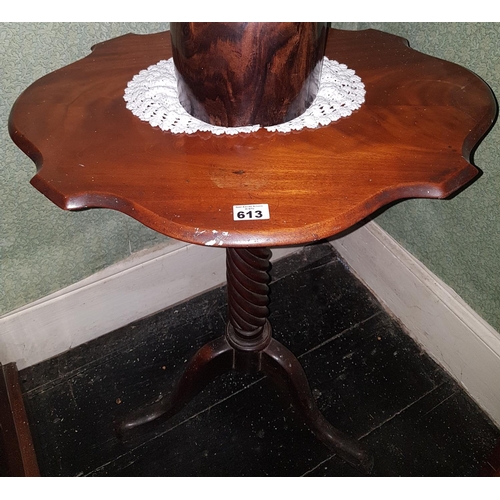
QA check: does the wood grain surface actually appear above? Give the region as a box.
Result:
[170,22,328,127]
[9,29,497,247]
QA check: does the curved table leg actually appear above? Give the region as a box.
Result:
[261,338,374,473]
[116,335,233,434]
[117,246,373,473]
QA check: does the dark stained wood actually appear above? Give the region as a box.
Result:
[0,363,40,476]
[9,29,497,248]
[170,22,328,127]
[117,247,373,472]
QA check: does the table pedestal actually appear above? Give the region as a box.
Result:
[117,247,373,472]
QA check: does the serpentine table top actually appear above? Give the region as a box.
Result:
[9,28,496,247]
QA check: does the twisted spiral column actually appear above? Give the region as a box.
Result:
[226,247,272,351]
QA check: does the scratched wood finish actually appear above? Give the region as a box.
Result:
[9,29,496,248]
[170,22,328,127]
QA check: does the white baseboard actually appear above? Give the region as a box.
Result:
[3,222,499,429]
[330,221,500,428]
[0,242,301,370]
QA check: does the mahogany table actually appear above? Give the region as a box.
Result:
[9,28,496,472]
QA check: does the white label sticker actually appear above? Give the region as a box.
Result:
[233,204,270,221]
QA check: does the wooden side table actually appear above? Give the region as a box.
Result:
[9,28,496,472]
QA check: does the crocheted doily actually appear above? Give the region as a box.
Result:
[124,57,365,135]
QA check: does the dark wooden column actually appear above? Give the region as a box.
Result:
[170,22,328,127]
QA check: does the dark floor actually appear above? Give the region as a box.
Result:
[19,242,500,476]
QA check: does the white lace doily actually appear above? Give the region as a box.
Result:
[124,57,365,135]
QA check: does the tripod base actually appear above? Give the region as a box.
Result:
[117,321,373,473]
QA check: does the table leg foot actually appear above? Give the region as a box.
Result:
[116,335,233,435]
[261,338,374,473]
[116,246,372,473]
